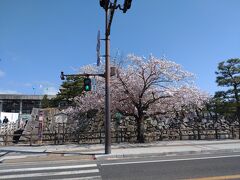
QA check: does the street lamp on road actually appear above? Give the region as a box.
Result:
[99,0,132,154]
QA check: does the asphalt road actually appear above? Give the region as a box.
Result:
[99,152,240,180]
[1,152,240,179]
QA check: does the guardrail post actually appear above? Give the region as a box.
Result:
[197,127,201,140]
[100,130,102,144]
[57,123,60,145]
[30,132,32,146]
[77,131,80,144]
[231,127,234,139]
[179,128,182,140]
[62,123,65,144]
[120,128,123,142]
[54,131,57,145]
[193,129,197,140]
[4,132,8,146]
[215,128,218,139]
[238,127,240,139]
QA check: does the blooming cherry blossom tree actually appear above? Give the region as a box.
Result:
[71,54,209,143]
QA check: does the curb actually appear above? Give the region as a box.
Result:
[94,148,240,160]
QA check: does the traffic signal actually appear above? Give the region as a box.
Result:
[100,0,109,10]
[123,0,132,13]
[84,78,91,91]
[60,71,65,80]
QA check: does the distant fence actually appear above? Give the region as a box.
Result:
[0,126,239,146]
[0,122,18,134]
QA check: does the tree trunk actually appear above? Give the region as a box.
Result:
[137,116,145,143]
[236,106,240,139]
[233,84,240,135]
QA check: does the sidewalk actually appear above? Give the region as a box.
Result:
[1,139,240,162]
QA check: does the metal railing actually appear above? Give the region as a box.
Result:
[0,127,238,146]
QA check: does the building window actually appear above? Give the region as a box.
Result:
[2,100,20,113]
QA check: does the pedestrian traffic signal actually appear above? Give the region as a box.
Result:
[84,78,91,91]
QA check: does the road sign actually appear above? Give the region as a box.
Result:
[97,30,101,66]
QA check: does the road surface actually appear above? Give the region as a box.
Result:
[1,151,240,179]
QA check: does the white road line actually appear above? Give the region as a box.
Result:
[0,164,97,173]
[49,176,102,180]
[0,169,99,179]
[0,159,86,166]
[101,154,240,166]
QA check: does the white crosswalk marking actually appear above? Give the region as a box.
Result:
[0,169,99,179]
[0,163,102,180]
[0,164,97,173]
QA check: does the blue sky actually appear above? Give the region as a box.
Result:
[0,0,240,95]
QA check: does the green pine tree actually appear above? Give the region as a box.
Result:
[50,76,84,108]
[215,58,240,121]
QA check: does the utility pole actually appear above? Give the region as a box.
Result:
[100,0,132,154]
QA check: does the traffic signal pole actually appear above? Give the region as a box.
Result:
[100,0,132,154]
[62,0,132,155]
[105,8,111,154]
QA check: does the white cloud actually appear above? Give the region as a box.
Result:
[0,89,21,94]
[23,83,33,87]
[42,87,58,95]
[0,70,5,78]
[0,80,59,95]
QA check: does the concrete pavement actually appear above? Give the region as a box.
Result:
[1,139,240,162]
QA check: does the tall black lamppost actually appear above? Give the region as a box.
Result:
[99,0,132,154]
